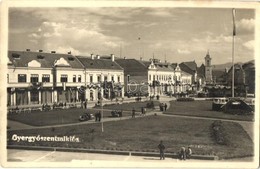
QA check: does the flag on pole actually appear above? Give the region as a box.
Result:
[232,8,236,36]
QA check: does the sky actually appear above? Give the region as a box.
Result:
[8,7,255,65]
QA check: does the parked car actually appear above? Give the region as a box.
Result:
[111,110,122,117]
[79,112,94,121]
[212,98,228,111]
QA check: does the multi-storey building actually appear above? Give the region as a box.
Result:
[147,59,176,96]
[116,58,192,96]
[7,50,124,107]
[76,54,124,101]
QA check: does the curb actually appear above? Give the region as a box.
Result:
[7,145,218,160]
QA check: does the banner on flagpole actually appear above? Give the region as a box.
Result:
[232,8,236,36]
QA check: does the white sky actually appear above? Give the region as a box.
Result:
[8,7,255,65]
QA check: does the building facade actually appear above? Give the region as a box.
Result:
[76,54,124,101]
[7,50,124,107]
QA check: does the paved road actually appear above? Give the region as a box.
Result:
[6,149,204,167]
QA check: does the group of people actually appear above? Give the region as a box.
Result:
[132,107,147,118]
[159,103,168,112]
[158,141,192,160]
[179,146,192,160]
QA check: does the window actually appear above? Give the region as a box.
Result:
[73,75,76,82]
[18,74,27,83]
[30,74,39,83]
[78,75,81,82]
[104,76,108,82]
[153,75,155,81]
[90,75,93,83]
[118,76,120,83]
[149,75,151,81]
[97,75,101,82]
[7,74,9,83]
[60,75,68,82]
[42,74,50,82]
[111,76,114,82]
[127,75,130,82]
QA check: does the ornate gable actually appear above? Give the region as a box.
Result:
[54,57,70,67]
[28,60,41,67]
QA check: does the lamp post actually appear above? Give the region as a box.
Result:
[101,96,104,132]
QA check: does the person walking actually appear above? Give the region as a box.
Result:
[158,140,165,160]
[180,146,186,160]
[132,107,135,118]
[141,107,144,116]
[164,103,168,112]
[84,100,88,109]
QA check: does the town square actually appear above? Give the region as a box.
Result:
[1,2,258,168]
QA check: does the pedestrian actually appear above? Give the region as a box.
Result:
[186,147,192,159]
[158,140,165,160]
[84,100,87,109]
[164,103,167,112]
[132,107,135,118]
[141,107,144,116]
[95,112,98,122]
[180,147,186,160]
[160,103,164,111]
[98,111,101,121]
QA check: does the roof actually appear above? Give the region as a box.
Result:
[212,70,226,78]
[76,56,123,70]
[242,60,255,70]
[179,63,195,75]
[197,64,205,78]
[115,59,147,76]
[8,51,83,69]
[170,63,178,70]
[227,64,243,74]
[153,63,175,72]
[181,61,197,71]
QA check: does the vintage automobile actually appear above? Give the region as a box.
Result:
[111,110,122,117]
[79,112,94,121]
[212,98,229,111]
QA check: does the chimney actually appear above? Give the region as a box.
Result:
[51,51,56,54]
[140,57,143,61]
[111,54,115,62]
[39,49,43,52]
[91,54,94,60]
[68,51,71,54]
[96,55,100,59]
[26,49,30,52]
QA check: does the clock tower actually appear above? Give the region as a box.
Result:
[205,50,212,83]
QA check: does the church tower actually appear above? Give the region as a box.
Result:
[205,50,212,83]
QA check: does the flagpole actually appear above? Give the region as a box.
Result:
[232,8,236,98]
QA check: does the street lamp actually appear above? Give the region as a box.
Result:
[100,96,104,132]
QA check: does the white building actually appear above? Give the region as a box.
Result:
[7,50,124,107]
[76,54,124,101]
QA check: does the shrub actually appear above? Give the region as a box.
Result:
[211,120,228,145]
[176,98,195,102]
